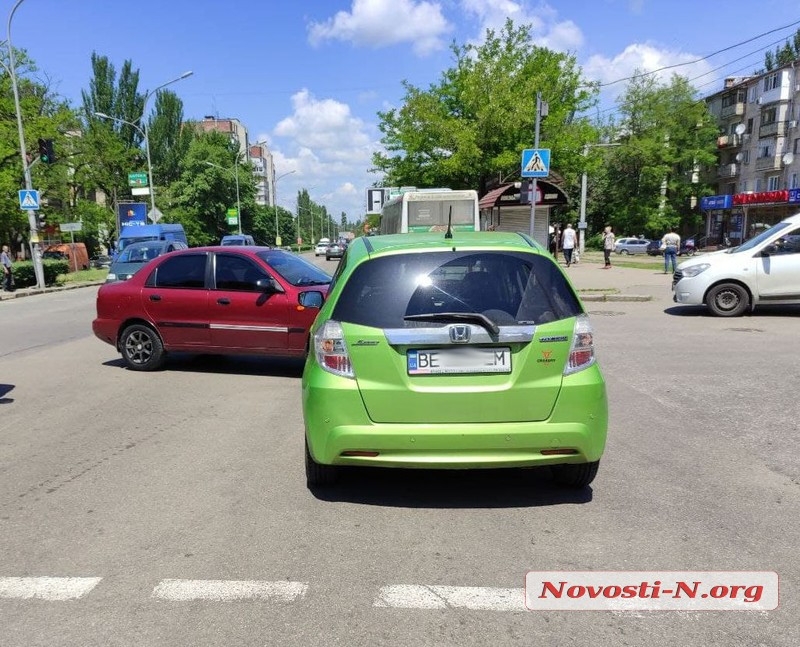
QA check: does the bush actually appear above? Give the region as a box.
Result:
[11,259,70,288]
[584,233,604,251]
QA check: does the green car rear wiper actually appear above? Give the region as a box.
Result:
[403,312,500,336]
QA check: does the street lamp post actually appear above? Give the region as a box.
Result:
[578,142,622,254]
[6,0,45,288]
[205,161,242,235]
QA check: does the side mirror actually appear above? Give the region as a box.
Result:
[299,290,324,308]
[255,277,284,293]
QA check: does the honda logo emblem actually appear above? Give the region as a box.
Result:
[449,324,471,343]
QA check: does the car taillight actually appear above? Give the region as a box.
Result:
[564,314,596,375]
[314,320,354,379]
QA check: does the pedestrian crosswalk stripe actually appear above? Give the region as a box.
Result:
[374,584,525,611]
[152,579,308,602]
[0,576,102,600]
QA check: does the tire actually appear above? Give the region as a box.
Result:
[551,461,599,488]
[305,437,339,487]
[620,249,629,255]
[120,323,166,371]
[706,283,750,317]
[325,256,331,261]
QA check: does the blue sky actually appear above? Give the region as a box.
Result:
[7,0,800,219]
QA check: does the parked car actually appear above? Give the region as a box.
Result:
[646,238,697,256]
[325,241,345,260]
[90,254,112,269]
[314,238,330,256]
[221,234,256,246]
[93,246,332,370]
[105,240,188,283]
[673,213,800,316]
[302,231,608,488]
[614,237,651,255]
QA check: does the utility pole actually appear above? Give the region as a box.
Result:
[528,93,548,243]
[578,142,621,255]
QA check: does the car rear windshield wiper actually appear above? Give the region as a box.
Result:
[404,312,500,335]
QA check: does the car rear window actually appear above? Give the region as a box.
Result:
[332,251,582,328]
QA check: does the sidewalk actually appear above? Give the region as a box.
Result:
[562,253,675,303]
[0,280,105,302]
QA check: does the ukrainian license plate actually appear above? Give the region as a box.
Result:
[407,347,511,375]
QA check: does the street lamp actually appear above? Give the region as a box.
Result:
[94,112,155,212]
[273,170,296,246]
[205,161,242,235]
[6,0,45,289]
[578,142,622,254]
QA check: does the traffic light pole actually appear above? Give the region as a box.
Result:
[7,0,46,289]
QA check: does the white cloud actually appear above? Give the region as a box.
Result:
[460,0,583,52]
[308,0,451,56]
[269,90,382,219]
[583,43,714,88]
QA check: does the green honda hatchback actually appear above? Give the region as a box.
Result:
[302,231,608,488]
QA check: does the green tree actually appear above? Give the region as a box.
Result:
[147,90,194,185]
[599,74,718,237]
[372,19,598,195]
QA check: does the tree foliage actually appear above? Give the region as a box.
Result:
[372,19,598,194]
[763,29,800,71]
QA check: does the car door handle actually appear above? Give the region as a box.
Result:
[149,295,161,302]
[217,298,231,305]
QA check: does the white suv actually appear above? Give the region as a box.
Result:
[672,213,800,316]
[314,238,330,256]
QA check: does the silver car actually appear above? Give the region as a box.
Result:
[614,237,651,255]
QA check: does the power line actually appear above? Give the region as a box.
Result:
[595,18,800,88]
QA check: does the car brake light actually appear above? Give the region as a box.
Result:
[564,314,596,375]
[314,320,354,378]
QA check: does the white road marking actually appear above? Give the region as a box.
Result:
[0,577,102,600]
[374,584,525,611]
[152,579,308,602]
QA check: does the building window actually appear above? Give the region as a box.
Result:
[764,73,780,91]
[755,178,763,192]
[749,86,757,102]
[741,150,750,164]
[740,180,748,193]
[794,138,800,154]
[791,173,799,189]
[746,117,754,134]
[767,175,780,191]
[761,107,778,125]
[758,141,773,158]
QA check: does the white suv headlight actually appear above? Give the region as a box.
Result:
[679,263,711,278]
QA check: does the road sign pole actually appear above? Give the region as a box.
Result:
[529,93,542,239]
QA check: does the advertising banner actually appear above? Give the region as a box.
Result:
[118,203,148,227]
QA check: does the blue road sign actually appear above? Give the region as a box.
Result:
[521,149,551,178]
[19,189,40,210]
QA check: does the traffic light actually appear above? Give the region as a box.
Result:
[38,138,55,164]
[37,213,47,229]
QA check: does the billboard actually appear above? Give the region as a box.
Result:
[117,202,148,228]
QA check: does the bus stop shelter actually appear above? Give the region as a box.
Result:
[479,181,568,246]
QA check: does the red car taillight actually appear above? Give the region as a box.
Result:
[564,314,596,375]
[314,320,354,379]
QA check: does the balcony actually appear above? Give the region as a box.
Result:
[717,134,743,148]
[755,155,781,172]
[717,163,739,178]
[720,102,745,118]
[758,121,787,138]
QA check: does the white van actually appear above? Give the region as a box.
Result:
[672,213,800,316]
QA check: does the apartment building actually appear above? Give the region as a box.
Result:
[249,143,276,207]
[703,62,800,246]
[195,116,249,161]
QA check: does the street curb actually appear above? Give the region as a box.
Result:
[0,280,105,301]
[580,293,653,302]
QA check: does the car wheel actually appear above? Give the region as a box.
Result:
[619,249,629,255]
[305,437,338,487]
[325,255,331,261]
[551,461,599,488]
[120,323,166,371]
[706,283,749,317]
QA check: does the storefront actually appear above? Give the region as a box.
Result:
[479,180,568,247]
[700,190,800,247]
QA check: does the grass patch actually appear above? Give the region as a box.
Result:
[58,268,108,284]
[578,287,620,294]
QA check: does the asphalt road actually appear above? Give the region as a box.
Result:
[0,266,798,646]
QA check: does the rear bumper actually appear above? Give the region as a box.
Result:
[92,318,118,347]
[302,366,608,468]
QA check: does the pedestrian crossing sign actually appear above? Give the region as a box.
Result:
[521,149,550,178]
[19,189,40,210]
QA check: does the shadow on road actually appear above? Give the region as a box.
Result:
[0,383,14,404]
[665,304,800,318]
[309,466,594,508]
[102,354,305,378]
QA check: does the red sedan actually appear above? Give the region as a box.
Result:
[93,246,330,370]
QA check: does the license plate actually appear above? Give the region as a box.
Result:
[407,347,511,375]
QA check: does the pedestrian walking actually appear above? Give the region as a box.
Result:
[1,244,14,292]
[602,226,615,268]
[561,223,577,267]
[661,227,681,274]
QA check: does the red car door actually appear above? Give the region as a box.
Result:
[141,253,210,348]
[209,252,291,353]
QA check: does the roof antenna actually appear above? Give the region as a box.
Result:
[444,206,453,239]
